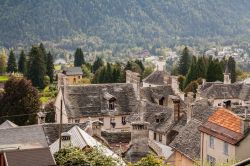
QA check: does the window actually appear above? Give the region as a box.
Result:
[73,78,76,84]
[209,136,214,149]
[122,116,126,125]
[75,119,80,123]
[109,100,115,110]
[99,118,104,125]
[156,118,160,123]
[159,134,162,142]
[110,117,116,128]
[78,76,81,79]
[207,155,216,166]
[223,142,228,155]
[154,132,157,140]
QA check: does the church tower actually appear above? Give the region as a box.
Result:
[223,63,231,84]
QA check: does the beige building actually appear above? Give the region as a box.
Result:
[57,67,83,88]
[54,83,138,132]
[199,107,250,165]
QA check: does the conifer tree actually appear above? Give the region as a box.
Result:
[0,49,7,75]
[39,43,47,70]
[228,56,236,83]
[74,48,85,67]
[7,50,17,73]
[184,56,197,88]
[18,50,27,74]
[206,59,223,82]
[28,46,46,89]
[196,56,206,78]
[178,46,191,76]
[46,52,54,83]
[92,57,104,73]
[105,63,113,83]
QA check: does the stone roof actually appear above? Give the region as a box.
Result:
[170,120,201,160]
[142,71,167,85]
[201,83,243,99]
[42,123,88,145]
[143,102,186,133]
[0,120,18,129]
[169,99,216,161]
[62,67,83,76]
[63,83,138,118]
[4,148,56,166]
[239,84,250,101]
[140,85,175,102]
[0,125,48,149]
[231,106,250,120]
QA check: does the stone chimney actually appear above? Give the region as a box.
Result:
[92,120,103,138]
[130,121,150,154]
[168,96,181,122]
[241,109,249,134]
[61,132,71,148]
[126,70,141,100]
[37,112,46,124]
[223,64,231,84]
[185,92,194,104]
[223,100,231,110]
[156,56,165,71]
[187,103,195,123]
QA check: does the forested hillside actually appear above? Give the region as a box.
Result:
[1,0,250,52]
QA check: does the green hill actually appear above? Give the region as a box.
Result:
[1,0,250,51]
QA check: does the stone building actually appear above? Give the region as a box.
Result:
[57,66,83,88]
[54,83,138,131]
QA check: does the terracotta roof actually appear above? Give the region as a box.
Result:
[208,108,241,133]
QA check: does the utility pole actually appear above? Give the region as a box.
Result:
[59,99,63,150]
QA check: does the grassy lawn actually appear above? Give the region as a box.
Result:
[0,75,9,82]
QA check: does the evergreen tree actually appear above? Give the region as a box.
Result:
[39,43,47,69]
[178,46,191,76]
[18,50,27,74]
[184,56,197,88]
[0,49,7,75]
[135,59,145,72]
[7,50,17,73]
[46,52,54,83]
[228,56,236,83]
[28,46,46,89]
[196,56,206,78]
[206,59,223,82]
[74,48,85,67]
[105,63,113,82]
[92,57,104,73]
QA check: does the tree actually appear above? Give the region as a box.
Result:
[28,46,46,89]
[0,77,40,125]
[7,50,17,73]
[206,58,223,82]
[0,49,7,75]
[184,80,199,93]
[228,56,236,83]
[131,154,167,166]
[54,147,118,166]
[18,50,27,74]
[44,101,55,123]
[184,56,197,88]
[142,67,154,79]
[46,52,54,83]
[196,56,206,79]
[178,75,186,91]
[92,57,104,73]
[82,64,92,79]
[74,48,85,67]
[39,43,47,70]
[178,46,191,76]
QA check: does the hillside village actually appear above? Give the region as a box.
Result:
[0,47,250,166]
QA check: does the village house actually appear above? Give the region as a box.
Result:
[198,68,250,107]
[54,83,138,131]
[57,66,83,88]
[199,107,250,165]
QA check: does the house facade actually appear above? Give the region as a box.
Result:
[54,83,138,132]
[57,67,83,88]
[199,108,250,165]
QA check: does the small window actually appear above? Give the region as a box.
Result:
[154,132,157,140]
[75,119,80,123]
[209,136,214,149]
[159,134,162,142]
[110,117,116,128]
[207,155,216,166]
[78,76,81,79]
[223,142,228,155]
[122,116,126,125]
[109,100,115,110]
[99,118,104,125]
[156,118,160,123]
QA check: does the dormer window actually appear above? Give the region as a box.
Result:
[109,100,115,110]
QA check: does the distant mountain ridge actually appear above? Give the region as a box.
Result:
[1,0,250,51]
